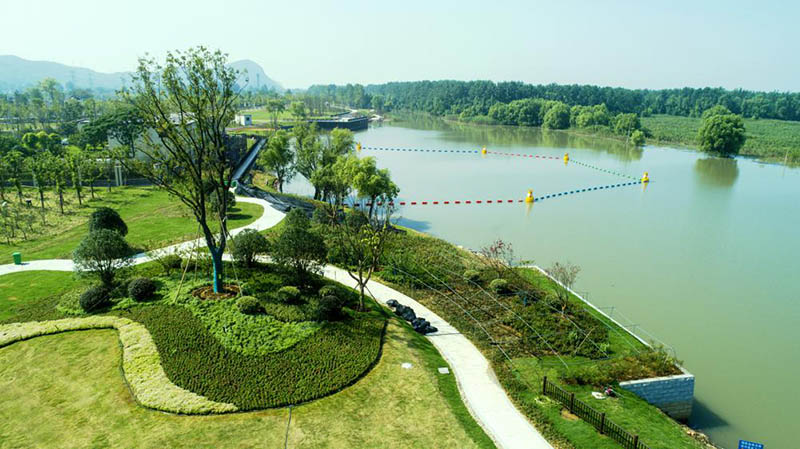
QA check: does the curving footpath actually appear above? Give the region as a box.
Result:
[0,195,553,449]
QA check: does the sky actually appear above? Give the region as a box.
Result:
[1,0,798,91]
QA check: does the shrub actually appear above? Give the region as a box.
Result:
[463,269,481,283]
[318,285,339,298]
[489,278,509,295]
[277,286,301,303]
[318,295,346,321]
[80,285,110,312]
[88,207,128,236]
[262,302,310,322]
[155,254,182,275]
[73,228,133,287]
[128,277,157,301]
[231,229,269,267]
[272,209,326,278]
[236,296,262,315]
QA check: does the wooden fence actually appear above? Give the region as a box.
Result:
[542,377,652,449]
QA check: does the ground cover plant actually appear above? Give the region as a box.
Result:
[374,227,702,449]
[0,320,492,449]
[0,186,262,260]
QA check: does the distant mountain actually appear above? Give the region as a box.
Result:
[229,59,284,93]
[0,55,132,92]
[0,55,283,93]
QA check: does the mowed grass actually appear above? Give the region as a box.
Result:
[642,114,800,163]
[0,271,79,322]
[0,319,494,449]
[0,186,263,261]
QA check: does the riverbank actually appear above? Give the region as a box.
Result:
[386,111,800,166]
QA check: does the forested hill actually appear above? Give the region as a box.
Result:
[307,81,800,121]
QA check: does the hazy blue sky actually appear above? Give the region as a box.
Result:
[1,0,797,91]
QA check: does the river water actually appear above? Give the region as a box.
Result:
[288,116,799,448]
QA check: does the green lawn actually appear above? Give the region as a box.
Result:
[0,271,79,322]
[642,114,800,163]
[0,186,263,261]
[0,320,493,449]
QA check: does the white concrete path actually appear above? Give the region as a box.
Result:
[0,195,553,449]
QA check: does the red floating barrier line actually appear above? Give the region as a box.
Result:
[400,202,406,205]
[411,201,417,205]
[455,200,461,204]
[433,201,439,204]
[465,201,471,204]
[508,199,514,203]
[422,201,428,205]
[444,201,449,204]
[476,200,482,204]
[487,200,492,203]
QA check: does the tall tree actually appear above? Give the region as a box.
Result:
[105,105,145,158]
[2,150,25,203]
[292,123,324,198]
[351,157,399,219]
[697,109,747,156]
[65,146,85,206]
[258,130,295,192]
[26,152,54,216]
[121,47,241,293]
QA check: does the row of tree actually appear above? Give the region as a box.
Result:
[307,80,800,121]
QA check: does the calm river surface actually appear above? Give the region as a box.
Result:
[289,116,800,448]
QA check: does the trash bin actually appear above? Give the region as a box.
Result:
[12,252,21,265]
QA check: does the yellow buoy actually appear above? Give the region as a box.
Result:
[563,152,569,162]
[356,142,362,151]
[481,146,487,155]
[641,171,650,183]
[525,189,534,203]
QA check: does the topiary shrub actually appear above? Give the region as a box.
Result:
[318,294,346,321]
[489,278,509,295]
[262,302,310,322]
[73,228,133,288]
[463,269,481,283]
[236,296,262,315]
[80,285,110,312]
[128,277,157,301]
[89,207,128,236]
[277,286,301,303]
[231,229,269,267]
[318,285,339,298]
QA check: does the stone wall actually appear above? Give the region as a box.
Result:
[619,367,694,421]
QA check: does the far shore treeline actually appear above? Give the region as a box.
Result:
[308,80,800,122]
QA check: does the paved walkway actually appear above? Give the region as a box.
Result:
[0,195,553,449]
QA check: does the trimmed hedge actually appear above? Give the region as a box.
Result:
[0,316,237,414]
[128,278,157,301]
[236,296,262,315]
[114,305,386,410]
[277,286,301,303]
[80,286,109,312]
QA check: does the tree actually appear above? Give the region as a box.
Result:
[51,155,68,214]
[0,156,9,202]
[289,101,307,121]
[629,129,646,147]
[272,209,326,280]
[697,112,746,156]
[73,228,133,288]
[105,104,145,158]
[258,130,295,192]
[265,98,285,128]
[613,113,641,136]
[65,146,85,206]
[89,207,128,236]
[26,152,54,216]
[2,150,25,203]
[120,47,240,293]
[351,157,398,219]
[546,261,580,313]
[82,155,104,199]
[542,103,570,129]
[292,123,324,198]
[327,207,393,311]
[231,228,269,267]
[479,239,515,279]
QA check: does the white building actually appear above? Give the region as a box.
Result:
[234,114,252,126]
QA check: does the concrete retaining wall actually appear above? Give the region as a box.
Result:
[619,367,694,421]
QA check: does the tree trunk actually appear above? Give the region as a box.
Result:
[39,191,45,212]
[58,190,64,214]
[210,247,224,293]
[76,188,82,206]
[90,183,95,199]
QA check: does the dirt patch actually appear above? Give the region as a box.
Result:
[191,284,241,300]
[560,409,579,421]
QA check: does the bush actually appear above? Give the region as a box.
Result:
[318,285,339,298]
[73,228,133,287]
[80,285,110,312]
[262,302,311,322]
[89,207,128,236]
[318,295,346,321]
[231,229,269,267]
[277,286,301,303]
[463,269,481,283]
[155,254,182,275]
[236,296,262,315]
[489,278,510,295]
[128,277,157,301]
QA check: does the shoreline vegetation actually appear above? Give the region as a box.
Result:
[401,111,799,166]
